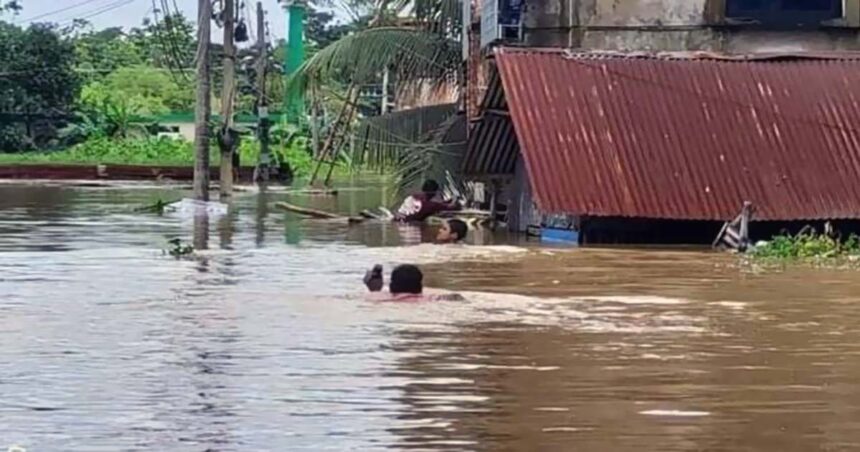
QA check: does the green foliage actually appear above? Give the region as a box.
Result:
[0,129,322,176]
[74,83,147,140]
[127,14,195,73]
[237,131,315,180]
[0,137,197,166]
[73,27,144,80]
[752,232,860,260]
[288,27,460,93]
[100,66,193,114]
[136,198,178,214]
[0,124,34,152]
[0,0,21,14]
[305,6,359,51]
[0,22,79,113]
[0,22,80,151]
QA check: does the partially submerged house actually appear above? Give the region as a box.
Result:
[463,48,860,244]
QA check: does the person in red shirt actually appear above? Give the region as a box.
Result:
[393,179,461,222]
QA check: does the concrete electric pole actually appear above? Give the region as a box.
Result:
[193,0,212,201]
[218,0,238,199]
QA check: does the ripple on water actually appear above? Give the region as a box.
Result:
[2,183,860,451]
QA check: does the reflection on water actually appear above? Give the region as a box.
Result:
[1,181,859,451]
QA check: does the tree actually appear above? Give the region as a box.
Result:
[0,1,21,15]
[102,66,193,113]
[305,5,358,51]
[73,26,145,80]
[128,13,195,74]
[0,22,80,151]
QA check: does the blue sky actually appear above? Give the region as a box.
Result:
[8,0,291,40]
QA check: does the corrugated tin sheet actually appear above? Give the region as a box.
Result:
[463,115,519,175]
[493,47,860,221]
[462,69,518,175]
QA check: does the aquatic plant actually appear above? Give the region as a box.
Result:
[165,238,194,258]
[751,231,860,260]
[135,198,179,214]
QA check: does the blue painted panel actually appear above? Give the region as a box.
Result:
[540,228,579,244]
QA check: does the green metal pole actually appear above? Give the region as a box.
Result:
[284,0,305,124]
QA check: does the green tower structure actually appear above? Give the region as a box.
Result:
[282,0,306,124]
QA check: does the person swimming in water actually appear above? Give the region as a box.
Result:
[436,218,468,244]
[364,264,464,302]
[364,264,423,299]
[393,179,462,223]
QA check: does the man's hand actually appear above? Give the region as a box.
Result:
[364,264,384,292]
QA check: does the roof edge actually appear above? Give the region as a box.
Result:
[494,46,860,62]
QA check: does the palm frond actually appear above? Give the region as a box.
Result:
[287,27,460,95]
[352,104,467,197]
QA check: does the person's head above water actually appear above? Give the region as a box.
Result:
[389,264,423,295]
[437,219,468,243]
[421,179,440,197]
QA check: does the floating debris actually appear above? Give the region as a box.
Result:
[164,238,194,258]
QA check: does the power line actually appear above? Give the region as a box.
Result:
[150,0,190,81]
[14,0,105,24]
[55,0,140,27]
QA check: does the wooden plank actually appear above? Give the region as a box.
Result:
[275,201,344,219]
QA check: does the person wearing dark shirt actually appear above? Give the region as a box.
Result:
[393,179,461,222]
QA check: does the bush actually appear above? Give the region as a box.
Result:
[752,232,860,260]
[0,137,196,165]
[0,124,34,152]
[237,136,315,179]
[0,131,322,176]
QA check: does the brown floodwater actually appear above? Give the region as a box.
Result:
[1,180,859,451]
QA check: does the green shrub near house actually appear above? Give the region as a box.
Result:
[751,232,860,261]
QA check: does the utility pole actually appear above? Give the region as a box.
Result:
[193,0,212,201]
[254,1,271,183]
[282,0,306,123]
[219,0,238,199]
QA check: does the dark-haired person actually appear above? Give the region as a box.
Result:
[364,264,464,302]
[388,264,424,296]
[436,219,468,244]
[365,264,423,300]
[393,179,461,223]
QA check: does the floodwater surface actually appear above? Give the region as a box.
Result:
[1,181,859,451]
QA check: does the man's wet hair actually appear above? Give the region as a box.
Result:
[389,264,423,295]
[421,179,440,195]
[448,219,468,242]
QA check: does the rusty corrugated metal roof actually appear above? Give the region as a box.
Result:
[490,47,860,221]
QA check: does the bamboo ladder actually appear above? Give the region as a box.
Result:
[309,84,359,187]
